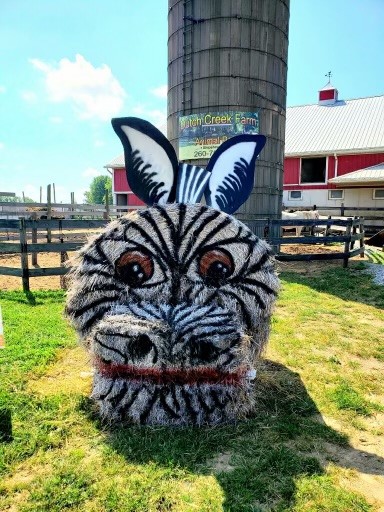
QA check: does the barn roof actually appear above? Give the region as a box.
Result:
[285,94,384,157]
[105,96,384,167]
[328,162,384,186]
[104,153,124,169]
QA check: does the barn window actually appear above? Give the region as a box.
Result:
[116,194,128,206]
[328,189,344,200]
[288,190,302,200]
[373,189,384,199]
[300,157,327,184]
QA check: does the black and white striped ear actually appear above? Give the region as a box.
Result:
[204,134,266,214]
[111,117,178,205]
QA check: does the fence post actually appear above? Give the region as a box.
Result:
[343,218,352,268]
[104,190,110,220]
[70,192,75,219]
[266,217,272,242]
[47,184,52,243]
[359,217,365,258]
[31,212,38,265]
[340,202,345,216]
[324,216,331,245]
[19,217,30,292]
[350,215,357,250]
[60,237,69,290]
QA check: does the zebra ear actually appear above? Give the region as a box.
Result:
[204,134,266,214]
[111,117,178,205]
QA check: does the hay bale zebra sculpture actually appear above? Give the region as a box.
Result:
[66,117,279,426]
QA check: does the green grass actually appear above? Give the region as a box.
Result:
[0,264,383,511]
[329,381,384,416]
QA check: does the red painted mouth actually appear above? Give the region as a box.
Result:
[94,357,246,386]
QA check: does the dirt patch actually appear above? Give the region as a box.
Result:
[323,441,384,509]
[27,346,92,396]
[207,452,235,473]
[0,252,77,291]
[276,243,369,276]
[287,414,384,510]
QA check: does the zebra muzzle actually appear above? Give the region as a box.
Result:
[89,302,256,425]
[91,302,246,381]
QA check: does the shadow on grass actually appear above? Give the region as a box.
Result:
[0,290,65,306]
[79,360,384,510]
[280,264,384,310]
[24,290,36,305]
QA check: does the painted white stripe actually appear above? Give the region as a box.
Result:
[177,164,188,202]
[176,164,210,204]
[192,171,211,202]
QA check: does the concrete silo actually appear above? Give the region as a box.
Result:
[167,0,290,226]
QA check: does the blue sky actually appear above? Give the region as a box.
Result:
[1,0,383,203]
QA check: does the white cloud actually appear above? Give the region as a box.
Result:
[30,59,50,73]
[23,184,40,201]
[30,54,126,121]
[0,142,4,150]
[52,184,76,203]
[82,167,101,178]
[150,84,167,99]
[21,90,37,103]
[129,106,167,133]
[132,104,145,115]
[0,86,6,94]
[94,139,105,148]
[147,109,167,131]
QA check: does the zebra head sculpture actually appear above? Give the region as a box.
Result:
[66,117,279,426]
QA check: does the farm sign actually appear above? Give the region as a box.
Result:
[178,111,260,160]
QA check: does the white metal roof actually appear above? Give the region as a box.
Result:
[104,153,124,169]
[329,162,384,185]
[285,95,384,157]
[319,81,337,91]
[105,96,384,167]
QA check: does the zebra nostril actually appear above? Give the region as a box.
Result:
[191,340,218,363]
[130,334,153,359]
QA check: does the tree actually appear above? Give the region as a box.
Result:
[84,175,112,204]
[0,195,35,203]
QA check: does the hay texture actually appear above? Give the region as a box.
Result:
[66,117,279,426]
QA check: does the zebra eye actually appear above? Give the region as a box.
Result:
[198,249,234,286]
[115,250,154,287]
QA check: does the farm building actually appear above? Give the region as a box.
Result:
[284,84,384,209]
[104,153,146,209]
[106,84,384,214]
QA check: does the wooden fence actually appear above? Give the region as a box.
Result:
[0,216,365,292]
[310,204,383,234]
[0,200,142,221]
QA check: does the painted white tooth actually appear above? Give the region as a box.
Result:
[246,368,257,380]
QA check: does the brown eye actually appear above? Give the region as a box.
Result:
[198,249,234,286]
[115,250,154,287]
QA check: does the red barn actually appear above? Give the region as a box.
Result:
[284,84,384,209]
[106,85,384,213]
[104,154,145,209]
